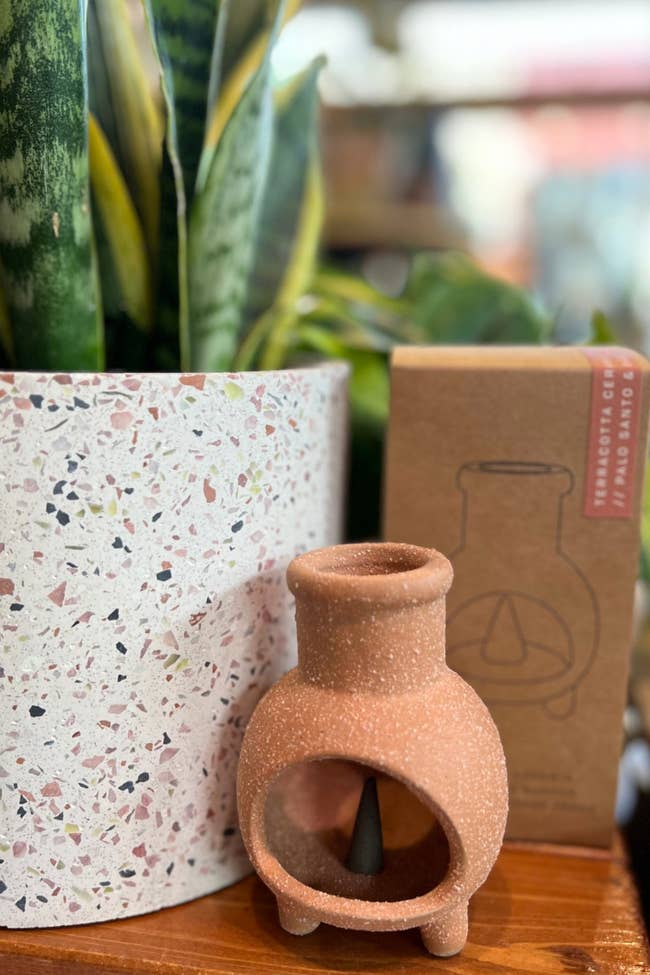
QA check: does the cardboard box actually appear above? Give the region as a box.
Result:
[384,346,650,846]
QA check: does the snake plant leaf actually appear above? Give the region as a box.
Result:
[199,0,301,190]
[406,251,552,344]
[88,114,153,333]
[234,305,291,372]
[0,274,14,364]
[241,58,324,335]
[87,0,162,261]
[219,0,302,88]
[150,148,184,370]
[0,0,104,370]
[205,0,231,134]
[188,54,275,371]
[220,0,268,81]
[141,0,237,369]
[141,0,189,369]
[188,3,288,372]
[142,0,226,204]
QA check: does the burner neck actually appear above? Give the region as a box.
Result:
[288,543,453,694]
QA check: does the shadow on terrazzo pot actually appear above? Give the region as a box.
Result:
[0,365,348,927]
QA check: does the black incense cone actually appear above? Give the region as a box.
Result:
[345,776,384,875]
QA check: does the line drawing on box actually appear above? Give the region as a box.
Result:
[446,461,600,720]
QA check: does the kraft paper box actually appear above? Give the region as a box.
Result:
[384,345,650,847]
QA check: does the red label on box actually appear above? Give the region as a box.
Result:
[583,348,643,518]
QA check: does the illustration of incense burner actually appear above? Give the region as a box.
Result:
[446,462,599,719]
[238,543,508,957]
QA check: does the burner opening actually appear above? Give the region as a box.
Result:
[317,547,431,577]
[264,759,450,902]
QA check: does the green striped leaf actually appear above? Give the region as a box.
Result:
[142,0,235,369]
[205,0,231,130]
[188,54,275,371]
[87,0,163,261]
[200,0,301,188]
[242,58,324,334]
[188,2,288,371]
[0,0,104,370]
[143,0,225,203]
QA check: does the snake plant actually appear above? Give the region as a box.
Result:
[0,0,321,371]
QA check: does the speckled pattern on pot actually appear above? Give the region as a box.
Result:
[0,365,348,928]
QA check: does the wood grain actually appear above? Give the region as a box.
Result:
[0,840,648,975]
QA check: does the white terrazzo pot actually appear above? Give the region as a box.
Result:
[0,364,348,927]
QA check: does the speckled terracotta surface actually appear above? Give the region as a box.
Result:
[0,365,348,928]
[238,543,508,957]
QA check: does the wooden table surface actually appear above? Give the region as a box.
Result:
[0,839,647,975]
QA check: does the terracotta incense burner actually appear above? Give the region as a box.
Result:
[237,543,508,956]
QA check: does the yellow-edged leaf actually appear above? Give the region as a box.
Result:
[88,0,163,261]
[277,156,323,307]
[233,306,278,371]
[239,58,324,358]
[246,159,323,372]
[188,56,275,370]
[198,0,302,190]
[88,114,153,333]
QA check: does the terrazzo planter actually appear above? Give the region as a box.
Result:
[238,543,508,957]
[0,364,348,928]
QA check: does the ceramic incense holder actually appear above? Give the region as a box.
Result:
[237,542,508,956]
